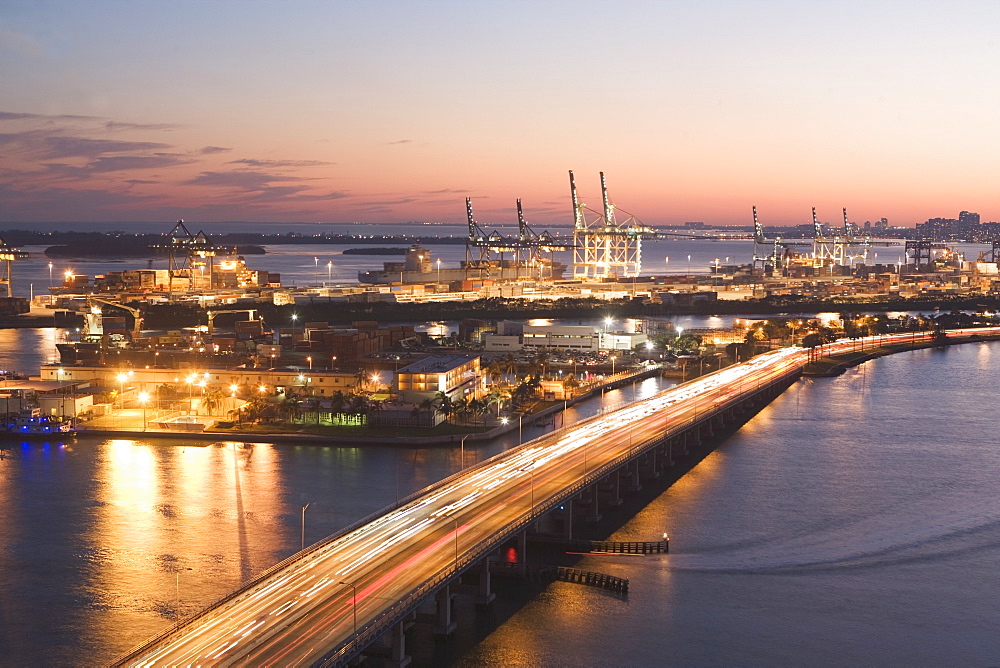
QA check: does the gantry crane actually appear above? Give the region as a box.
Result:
[84,296,144,340]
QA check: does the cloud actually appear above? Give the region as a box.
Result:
[387,139,413,145]
[0,182,158,221]
[41,154,195,179]
[355,197,416,207]
[0,111,103,122]
[423,188,472,195]
[104,121,181,132]
[40,136,173,159]
[182,169,349,207]
[199,145,231,154]
[183,170,293,189]
[228,158,333,167]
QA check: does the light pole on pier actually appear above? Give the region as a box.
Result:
[327,260,333,283]
[138,391,149,431]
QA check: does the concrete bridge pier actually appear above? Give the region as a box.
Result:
[683,429,696,454]
[383,618,412,668]
[476,558,496,606]
[599,472,623,508]
[644,448,660,480]
[433,585,457,637]
[625,459,642,492]
[583,484,602,523]
[517,530,527,575]
[560,499,574,540]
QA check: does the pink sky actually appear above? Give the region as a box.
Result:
[3,1,1000,227]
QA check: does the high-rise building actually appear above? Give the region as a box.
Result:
[959,211,980,225]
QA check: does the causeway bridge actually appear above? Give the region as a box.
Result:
[114,328,990,666]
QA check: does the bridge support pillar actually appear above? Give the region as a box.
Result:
[476,558,496,606]
[646,448,660,480]
[626,460,642,492]
[585,484,602,523]
[601,473,622,508]
[667,441,675,467]
[517,530,527,575]
[386,620,412,667]
[433,585,457,637]
[561,499,574,540]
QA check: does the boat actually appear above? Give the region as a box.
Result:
[3,408,77,439]
[358,244,567,285]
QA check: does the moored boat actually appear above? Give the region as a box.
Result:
[3,408,77,439]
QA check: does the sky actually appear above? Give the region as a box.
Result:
[2,0,1000,228]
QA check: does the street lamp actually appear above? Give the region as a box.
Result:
[116,373,128,410]
[611,355,617,375]
[327,260,332,283]
[291,313,298,336]
[301,502,311,551]
[48,262,53,288]
[138,391,149,431]
[664,256,669,276]
[459,434,469,470]
[307,356,312,370]
[687,254,691,274]
[338,581,357,637]
[437,258,442,284]
[314,256,319,283]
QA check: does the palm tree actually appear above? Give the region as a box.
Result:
[465,397,485,425]
[202,387,227,416]
[434,391,456,423]
[528,349,551,380]
[485,360,504,388]
[562,373,581,397]
[450,397,468,425]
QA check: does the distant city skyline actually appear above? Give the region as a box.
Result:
[3,1,1000,227]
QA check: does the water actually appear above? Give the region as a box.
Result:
[6,219,764,300]
[2,339,998,665]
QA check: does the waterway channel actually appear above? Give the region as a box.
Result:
[1,334,998,665]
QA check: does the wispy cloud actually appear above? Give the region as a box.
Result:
[104,120,181,132]
[199,145,231,154]
[387,139,413,145]
[42,154,194,179]
[228,158,333,168]
[183,170,294,189]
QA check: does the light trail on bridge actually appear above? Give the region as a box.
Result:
[117,328,997,666]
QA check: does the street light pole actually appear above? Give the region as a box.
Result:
[138,391,149,431]
[460,434,469,470]
[338,581,357,637]
[327,260,333,283]
[301,502,311,551]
